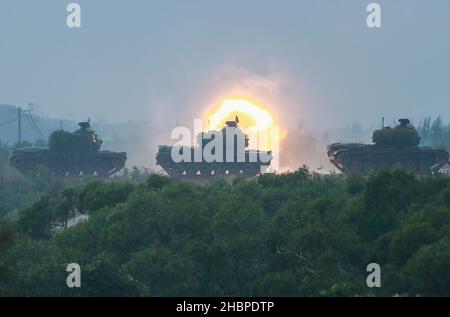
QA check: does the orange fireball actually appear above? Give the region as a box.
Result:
[205,98,286,151]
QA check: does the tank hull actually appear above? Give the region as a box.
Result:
[328,143,449,175]
[10,149,127,177]
[156,148,272,178]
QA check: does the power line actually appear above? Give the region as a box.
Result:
[24,112,38,138]
[1,107,47,142]
[27,112,46,140]
[24,111,46,141]
[25,112,45,140]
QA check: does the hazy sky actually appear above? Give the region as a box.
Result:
[1,0,449,129]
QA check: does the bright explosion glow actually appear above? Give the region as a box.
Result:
[205,98,284,151]
[207,99,274,131]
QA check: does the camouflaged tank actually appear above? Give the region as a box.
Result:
[10,121,127,177]
[156,118,272,177]
[327,119,449,175]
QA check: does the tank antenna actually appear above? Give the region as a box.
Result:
[382,117,385,129]
[60,121,63,130]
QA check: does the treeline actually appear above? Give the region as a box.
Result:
[0,166,152,220]
[418,116,450,150]
[0,141,51,219]
[0,138,154,219]
[1,168,449,296]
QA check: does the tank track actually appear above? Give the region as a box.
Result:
[10,152,126,177]
[328,145,449,175]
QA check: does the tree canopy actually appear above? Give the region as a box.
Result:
[1,168,450,296]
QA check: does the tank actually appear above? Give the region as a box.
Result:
[10,121,127,177]
[156,119,272,177]
[328,118,449,175]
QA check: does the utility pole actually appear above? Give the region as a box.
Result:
[18,107,22,144]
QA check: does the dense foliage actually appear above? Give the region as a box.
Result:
[1,168,449,297]
[0,178,51,220]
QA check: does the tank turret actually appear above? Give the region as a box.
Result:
[328,117,449,175]
[372,119,421,147]
[10,121,127,177]
[197,120,250,152]
[48,121,103,153]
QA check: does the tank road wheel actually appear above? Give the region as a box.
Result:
[82,167,95,176]
[201,166,214,177]
[227,166,240,175]
[170,165,184,178]
[163,167,175,178]
[96,169,109,178]
[68,167,82,177]
[187,167,197,177]
[177,168,187,178]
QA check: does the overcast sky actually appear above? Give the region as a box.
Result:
[1,0,449,130]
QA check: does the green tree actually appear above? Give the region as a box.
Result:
[0,238,68,296]
[146,173,171,190]
[389,222,438,265]
[402,238,450,296]
[78,181,134,212]
[126,245,197,296]
[16,195,58,239]
[80,253,139,296]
